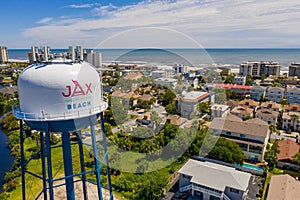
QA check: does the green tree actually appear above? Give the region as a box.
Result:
[224,74,234,84]
[261,74,266,83]
[150,111,161,128]
[290,114,299,131]
[162,89,176,106]
[292,150,300,165]
[280,98,288,107]
[242,115,253,121]
[198,102,210,114]
[165,103,177,115]
[134,173,167,200]
[264,140,280,170]
[212,87,227,104]
[111,96,129,124]
[208,137,244,165]
[245,75,253,86]
[269,124,279,134]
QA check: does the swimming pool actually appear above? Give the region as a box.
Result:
[241,163,264,172]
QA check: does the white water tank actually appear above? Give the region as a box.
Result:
[16,59,107,121]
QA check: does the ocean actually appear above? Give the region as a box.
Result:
[8,48,300,71]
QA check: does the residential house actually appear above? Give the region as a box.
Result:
[255,109,278,125]
[277,140,300,171]
[267,87,285,103]
[151,70,166,79]
[282,112,300,132]
[267,174,300,200]
[154,77,178,88]
[284,104,300,112]
[225,100,239,110]
[123,71,143,80]
[231,106,253,119]
[286,86,300,104]
[210,116,270,162]
[215,84,251,98]
[178,91,212,119]
[234,76,246,85]
[239,99,259,110]
[250,85,266,101]
[210,104,230,120]
[166,115,186,126]
[260,101,282,112]
[0,86,18,95]
[179,159,252,200]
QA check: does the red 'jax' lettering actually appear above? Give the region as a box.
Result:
[62,80,92,97]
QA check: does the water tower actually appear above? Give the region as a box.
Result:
[13,56,113,200]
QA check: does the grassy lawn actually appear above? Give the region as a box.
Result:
[7,139,96,200]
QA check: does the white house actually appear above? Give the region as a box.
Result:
[231,106,254,119]
[179,159,252,200]
[234,76,246,85]
[153,77,178,88]
[210,104,230,120]
[255,109,278,125]
[250,85,266,101]
[178,91,213,119]
[286,86,300,104]
[210,116,270,162]
[267,87,285,103]
[282,111,300,132]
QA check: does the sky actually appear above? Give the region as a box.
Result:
[1,0,300,48]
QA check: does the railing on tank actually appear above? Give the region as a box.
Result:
[13,101,108,121]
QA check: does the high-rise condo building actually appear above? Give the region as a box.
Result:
[289,63,300,77]
[0,46,8,62]
[239,61,280,77]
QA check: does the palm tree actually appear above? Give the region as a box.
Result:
[269,124,279,134]
[290,114,299,132]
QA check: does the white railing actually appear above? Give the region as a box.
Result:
[13,102,108,121]
[192,184,223,198]
[179,184,230,199]
[179,184,192,192]
[223,193,231,200]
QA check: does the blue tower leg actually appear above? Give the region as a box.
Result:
[40,132,48,200]
[77,131,88,200]
[90,117,103,200]
[62,131,75,200]
[100,113,113,199]
[45,123,54,200]
[20,120,26,200]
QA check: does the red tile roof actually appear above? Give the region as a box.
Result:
[278,140,300,162]
[215,84,251,90]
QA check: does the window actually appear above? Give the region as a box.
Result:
[240,134,246,138]
[226,132,231,136]
[230,188,239,194]
[182,174,191,179]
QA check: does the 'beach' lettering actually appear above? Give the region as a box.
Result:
[67,101,91,110]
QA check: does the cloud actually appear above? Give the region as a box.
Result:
[36,17,53,24]
[62,3,99,9]
[23,0,300,48]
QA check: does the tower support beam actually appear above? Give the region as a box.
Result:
[62,131,75,200]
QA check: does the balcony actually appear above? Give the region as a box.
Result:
[249,149,262,154]
[180,183,231,199]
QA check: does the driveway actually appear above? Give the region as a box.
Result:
[246,176,260,200]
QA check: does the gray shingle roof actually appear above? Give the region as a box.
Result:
[209,116,269,137]
[178,159,251,192]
